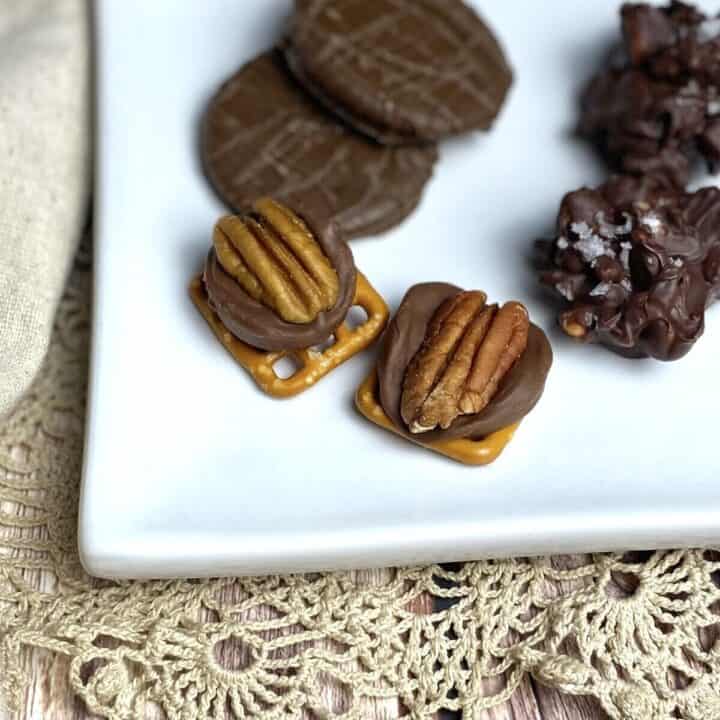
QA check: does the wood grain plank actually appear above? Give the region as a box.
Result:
[22,651,102,720]
[5,495,102,720]
[4,640,612,720]
[354,568,439,720]
[474,675,542,720]
[0,518,607,720]
[531,679,608,720]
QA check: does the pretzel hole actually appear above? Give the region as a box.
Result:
[273,355,302,379]
[345,306,369,330]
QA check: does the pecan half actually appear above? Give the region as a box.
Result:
[213,198,339,324]
[401,292,530,433]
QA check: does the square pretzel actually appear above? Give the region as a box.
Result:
[355,370,519,466]
[190,273,389,398]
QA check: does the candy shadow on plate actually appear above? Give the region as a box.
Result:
[564,27,617,134]
[179,235,284,401]
[179,235,212,329]
[180,234,208,282]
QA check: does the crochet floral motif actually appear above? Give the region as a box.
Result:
[1,244,720,719]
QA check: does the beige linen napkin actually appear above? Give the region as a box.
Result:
[0,0,89,417]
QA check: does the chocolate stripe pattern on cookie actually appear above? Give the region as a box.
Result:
[202,51,438,239]
[286,0,513,144]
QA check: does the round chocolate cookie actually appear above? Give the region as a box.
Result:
[202,50,438,239]
[204,197,357,352]
[377,283,553,442]
[285,0,513,145]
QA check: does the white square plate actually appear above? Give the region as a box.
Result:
[80,0,720,578]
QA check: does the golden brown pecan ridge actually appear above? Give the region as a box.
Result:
[401,292,530,434]
[213,198,340,324]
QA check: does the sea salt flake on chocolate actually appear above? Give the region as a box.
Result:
[619,242,632,270]
[621,278,633,292]
[698,18,720,43]
[590,282,612,297]
[596,211,633,239]
[555,279,576,301]
[570,221,593,240]
[641,213,663,234]
[677,92,701,107]
[556,237,569,250]
[575,234,612,263]
[619,212,633,233]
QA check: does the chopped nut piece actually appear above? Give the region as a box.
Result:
[563,320,588,338]
[537,174,720,360]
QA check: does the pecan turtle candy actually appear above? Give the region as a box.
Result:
[190,197,389,397]
[355,283,553,465]
[581,1,720,186]
[537,174,720,361]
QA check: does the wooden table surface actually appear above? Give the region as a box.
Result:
[16,662,609,720]
[7,566,610,720]
[13,659,609,719]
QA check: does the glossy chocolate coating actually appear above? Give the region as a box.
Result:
[581,2,720,185]
[203,199,356,352]
[538,174,720,360]
[285,0,513,145]
[377,283,553,442]
[202,50,438,239]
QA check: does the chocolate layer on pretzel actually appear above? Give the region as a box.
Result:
[203,197,357,352]
[377,283,553,442]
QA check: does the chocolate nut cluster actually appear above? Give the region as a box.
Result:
[537,174,720,360]
[581,1,720,186]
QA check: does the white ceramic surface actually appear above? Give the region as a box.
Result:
[80,0,720,579]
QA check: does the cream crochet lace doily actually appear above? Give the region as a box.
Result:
[2,245,720,720]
